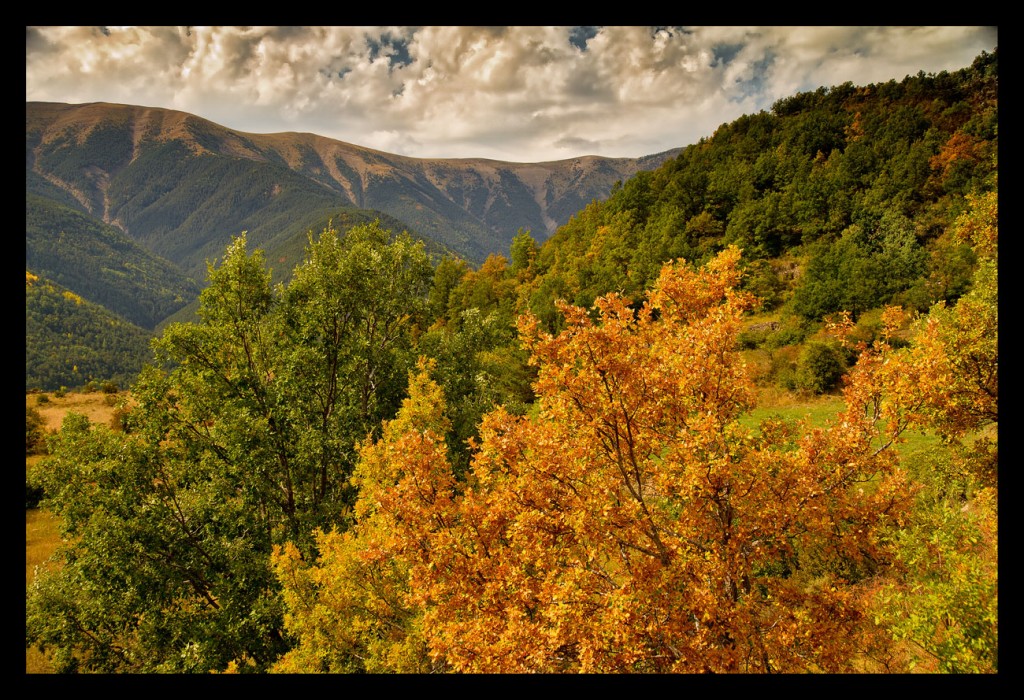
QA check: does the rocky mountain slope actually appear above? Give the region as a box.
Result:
[27,101,681,273]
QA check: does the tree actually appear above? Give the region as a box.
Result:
[796,340,848,394]
[271,360,450,673]
[27,410,290,672]
[926,187,997,455]
[427,255,469,323]
[509,228,539,278]
[277,246,933,673]
[26,222,433,672]
[26,404,46,454]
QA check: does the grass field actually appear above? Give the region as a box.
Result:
[741,388,944,460]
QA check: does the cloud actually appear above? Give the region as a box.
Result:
[26,25,997,162]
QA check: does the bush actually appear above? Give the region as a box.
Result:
[36,393,50,405]
[764,318,813,350]
[796,340,848,394]
[737,327,770,350]
[26,479,45,509]
[27,406,47,454]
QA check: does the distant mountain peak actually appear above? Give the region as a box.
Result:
[27,100,682,269]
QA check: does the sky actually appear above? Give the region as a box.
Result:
[26,26,998,164]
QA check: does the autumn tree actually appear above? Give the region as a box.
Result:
[277,246,935,673]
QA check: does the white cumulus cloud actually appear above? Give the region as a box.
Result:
[26,25,998,162]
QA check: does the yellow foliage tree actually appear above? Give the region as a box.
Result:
[271,359,451,673]
[275,242,993,673]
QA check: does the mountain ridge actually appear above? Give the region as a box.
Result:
[27,100,682,269]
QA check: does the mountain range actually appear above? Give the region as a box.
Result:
[27,101,680,275]
[26,100,680,390]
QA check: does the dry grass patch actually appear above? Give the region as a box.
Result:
[26,508,61,586]
[28,390,122,432]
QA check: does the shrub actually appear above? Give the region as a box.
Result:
[26,479,44,509]
[737,328,770,350]
[36,393,50,405]
[764,316,814,351]
[796,341,848,394]
[27,406,47,454]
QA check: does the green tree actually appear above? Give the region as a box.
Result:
[427,255,469,323]
[509,228,539,277]
[26,404,46,454]
[26,222,433,673]
[796,340,848,394]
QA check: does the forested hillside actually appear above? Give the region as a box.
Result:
[25,189,446,389]
[519,50,996,330]
[25,271,154,391]
[27,194,200,330]
[27,50,997,674]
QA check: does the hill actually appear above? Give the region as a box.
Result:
[27,193,200,330]
[520,50,998,333]
[25,270,155,391]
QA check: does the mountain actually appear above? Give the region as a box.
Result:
[26,101,682,276]
[26,100,681,389]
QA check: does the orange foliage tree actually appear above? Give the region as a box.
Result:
[274,245,959,673]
